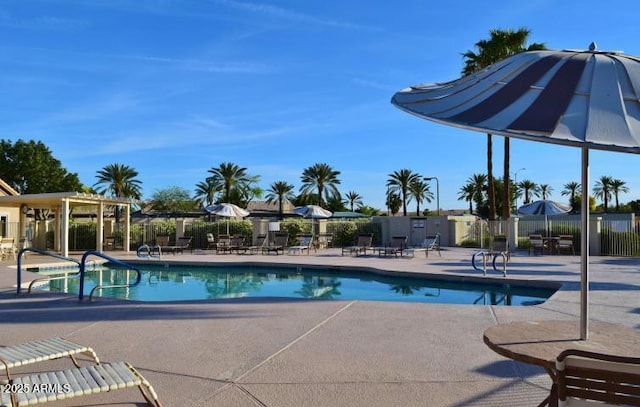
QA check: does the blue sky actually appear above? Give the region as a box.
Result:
[1,0,639,212]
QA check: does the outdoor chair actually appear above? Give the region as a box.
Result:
[215,234,232,254]
[342,233,373,256]
[288,234,314,255]
[556,235,575,255]
[226,235,246,254]
[422,233,441,257]
[377,236,408,257]
[206,233,216,250]
[529,234,547,255]
[556,349,640,406]
[0,237,16,260]
[263,233,289,255]
[236,234,267,254]
[491,235,510,261]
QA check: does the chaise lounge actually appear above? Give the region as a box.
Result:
[342,233,373,256]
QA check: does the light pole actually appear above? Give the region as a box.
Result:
[513,168,525,212]
[424,177,439,216]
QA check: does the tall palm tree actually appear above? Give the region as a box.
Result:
[194,178,222,208]
[386,169,420,216]
[386,192,402,216]
[518,179,538,204]
[462,28,546,220]
[458,183,476,214]
[343,190,363,212]
[409,179,433,215]
[538,184,553,200]
[610,179,629,212]
[265,181,295,220]
[561,181,581,212]
[207,162,250,204]
[93,163,142,223]
[594,175,614,212]
[299,163,341,207]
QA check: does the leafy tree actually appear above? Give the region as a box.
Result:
[387,169,420,216]
[357,205,380,216]
[518,179,538,204]
[561,181,581,212]
[94,163,142,223]
[344,190,363,212]
[299,163,341,207]
[409,179,433,215]
[207,162,252,204]
[0,139,83,195]
[462,28,546,220]
[265,180,295,220]
[610,178,629,212]
[593,175,614,212]
[150,186,199,218]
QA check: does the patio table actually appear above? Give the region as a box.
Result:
[483,320,640,406]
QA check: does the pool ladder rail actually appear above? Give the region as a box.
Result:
[16,248,141,301]
[472,250,509,277]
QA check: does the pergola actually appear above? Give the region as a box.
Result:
[0,192,132,257]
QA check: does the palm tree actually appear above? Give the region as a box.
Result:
[462,28,546,220]
[561,181,581,212]
[409,179,433,215]
[386,192,402,216]
[538,184,553,200]
[207,162,252,204]
[265,181,295,220]
[299,163,341,207]
[458,183,476,214]
[594,175,614,212]
[194,178,221,208]
[386,169,420,216]
[518,179,538,204]
[343,190,363,212]
[93,163,142,223]
[610,179,629,212]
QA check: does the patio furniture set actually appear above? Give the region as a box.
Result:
[341,233,441,258]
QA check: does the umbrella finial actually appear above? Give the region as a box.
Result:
[589,41,597,52]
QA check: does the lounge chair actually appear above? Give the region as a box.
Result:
[405,233,441,258]
[491,235,510,261]
[206,233,216,250]
[235,234,267,255]
[263,233,289,255]
[0,237,16,260]
[556,235,575,255]
[529,234,547,255]
[342,233,373,256]
[215,234,232,254]
[175,236,192,254]
[377,236,407,257]
[288,234,314,255]
[556,349,640,406]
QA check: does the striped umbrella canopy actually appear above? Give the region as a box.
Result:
[518,200,572,216]
[391,44,640,340]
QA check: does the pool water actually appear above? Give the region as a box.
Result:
[39,264,556,305]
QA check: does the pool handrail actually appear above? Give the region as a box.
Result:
[79,250,141,301]
[16,247,81,295]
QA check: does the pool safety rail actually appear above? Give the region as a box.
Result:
[136,244,162,259]
[472,250,508,277]
[16,248,141,301]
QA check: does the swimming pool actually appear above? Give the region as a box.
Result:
[37,263,556,305]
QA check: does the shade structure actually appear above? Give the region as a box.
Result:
[205,203,250,234]
[294,205,332,219]
[392,45,640,340]
[518,200,572,216]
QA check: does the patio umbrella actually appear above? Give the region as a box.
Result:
[294,205,332,236]
[518,199,572,238]
[205,203,250,234]
[391,44,640,339]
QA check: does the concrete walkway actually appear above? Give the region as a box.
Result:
[1,247,639,406]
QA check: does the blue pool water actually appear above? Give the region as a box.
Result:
[39,264,556,305]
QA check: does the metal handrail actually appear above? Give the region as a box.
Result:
[472,251,488,275]
[17,248,81,295]
[79,250,141,301]
[492,252,508,277]
[472,250,508,277]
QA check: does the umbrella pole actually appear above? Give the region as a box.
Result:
[580,147,590,340]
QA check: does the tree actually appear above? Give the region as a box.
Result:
[462,28,546,220]
[207,162,252,204]
[538,184,553,200]
[593,175,614,212]
[610,179,629,212]
[409,179,433,215]
[0,139,83,195]
[518,179,538,204]
[150,186,198,218]
[386,169,420,216]
[458,183,476,214]
[299,163,341,207]
[193,178,221,208]
[94,163,142,223]
[386,192,402,216]
[561,181,581,212]
[265,181,295,220]
[343,190,364,212]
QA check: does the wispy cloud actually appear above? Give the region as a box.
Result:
[214,0,376,31]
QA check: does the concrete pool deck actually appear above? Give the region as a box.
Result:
[1,247,639,406]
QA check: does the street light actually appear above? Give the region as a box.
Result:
[423,177,439,216]
[513,168,526,211]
